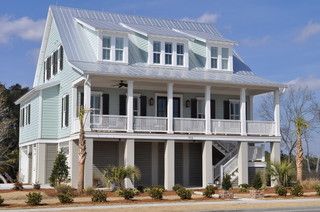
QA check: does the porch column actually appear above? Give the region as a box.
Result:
[167,83,174,134]
[84,78,91,131]
[124,139,135,188]
[37,143,46,185]
[164,140,175,190]
[202,141,213,187]
[84,138,93,188]
[70,140,79,188]
[249,95,254,120]
[151,142,159,185]
[205,85,211,134]
[270,142,281,187]
[127,80,134,132]
[238,142,248,185]
[274,89,280,136]
[240,88,247,136]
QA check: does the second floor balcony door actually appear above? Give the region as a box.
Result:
[91,93,102,124]
[156,96,181,117]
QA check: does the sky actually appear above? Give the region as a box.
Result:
[0,1,319,153]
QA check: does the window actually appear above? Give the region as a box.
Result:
[102,36,111,60]
[52,50,58,75]
[59,45,63,70]
[46,57,51,80]
[20,104,31,127]
[229,100,240,120]
[91,93,102,124]
[61,95,69,128]
[211,47,218,69]
[26,105,31,125]
[222,48,229,69]
[165,42,172,65]
[153,41,161,64]
[133,95,141,116]
[197,98,205,118]
[176,43,184,66]
[43,61,46,83]
[20,108,25,127]
[115,37,124,61]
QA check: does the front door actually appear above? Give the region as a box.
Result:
[157,96,181,117]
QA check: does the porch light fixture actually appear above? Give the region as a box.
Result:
[149,97,154,106]
[185,99,191,108]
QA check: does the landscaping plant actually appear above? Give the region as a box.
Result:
[203,185,216,198]
[291,184,304,197]
[91,190,107,202]
[57,193,74,204]
[295,116,308,183]
[148,186,164,200]
[314,184,320,196]
[275,185,287,196]
[13,181,23,190]
[252,173,263,190]
[267,161,294,187]
[172,184,183,192]
[104,165,141,189]
[25,192,42,206]
[85,187,95,195]
[176,187,192,200]
[136,185,145,193]
[49,151,69,187]
[239,184,249,193]
[117,188,139,200]
[222,174,232,191]
[55,184,74,204]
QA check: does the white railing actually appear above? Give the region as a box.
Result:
[211,119,241,135]
[248,145,265,162]
[220,154,238,184]
[173,118,205,133]
[134,116,167,132]
[247,120,275,136]
[91,115,127,131]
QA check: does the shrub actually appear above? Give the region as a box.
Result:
[239,184,249,193]
[26,192,42,206]
[314,184,320,196]
[49,151,69,187]
[13,181,23,190]
[275,185,287,196]
[148,187,164,200]
[85,187,95,196]
[55,184,74,196]
[33,183,41,190]
[176,188,192,200]
[104,166,141,189]
[252,173,263,190]
[291,184,304,197]
[91,190,107,202]
[117,188,138,200]
[222,174,232,191]
[0,195,4,205]
[301,178,320,190]
[172,184,183,192]
[57,193,74,204]
[267,161,294,187]
[136,185,145,193]
[203,185,216,198]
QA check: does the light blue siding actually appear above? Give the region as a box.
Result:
[128,33,148,64]
[41,86,59,138]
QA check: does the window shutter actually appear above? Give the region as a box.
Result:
[65,95,69,127]
[224,100,230,119]
[61,98,64,128]
[102,94,109,115]
[43,60,46,83]
[246,102,249,120]
[119,95,127,115]
[211,100,215,119]
[46,57,51,80]
[59,46,63,70]
[28,105,31,124]
[53,50,58,75]
[191,98,197,118]
[140,96,147,116]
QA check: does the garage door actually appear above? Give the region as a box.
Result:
[135,142,152,187]
[175,143,183,185]
[189,143,202,187]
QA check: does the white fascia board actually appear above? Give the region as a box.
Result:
[120,23,148,37]
[74,18,97,31]
[172,28,206,43]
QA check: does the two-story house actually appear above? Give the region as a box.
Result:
[16,6,284,189]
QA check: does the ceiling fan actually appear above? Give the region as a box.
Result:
[113,80,128,88]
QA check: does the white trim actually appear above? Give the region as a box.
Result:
[101,33,128,64]
[38,90,43,138]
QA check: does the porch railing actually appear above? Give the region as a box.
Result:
[91,115,127,131]
[211,119,241,135]
[173,118,205,133]
[247,120,275,136]
[134,116,167,132]
[248,145,265,162]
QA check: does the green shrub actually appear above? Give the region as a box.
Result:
[91,190,107,202]
[291,184,304,197]
[0,195,4,205]
[239,184,249,193]
[222,174,232,191]
[176,188,192,200]
[172,184,183,192]
[25,192,42,206]
[275,185,287,196]
[136,185,145,193]
[55,184,74,196]
[13,181,23,190]
[315,184,320,196]
[148,187,164,200]
[49,151,69,187]
[117,188,138,200]
[85,187,95,196]
[33,183,41,190]
[203,185,216,198]
[252,173,263,190]
[57,193,74,204]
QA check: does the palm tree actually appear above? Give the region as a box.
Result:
[295,116,308,183]
[268,161,294,187]
[77,106,87,194]
[104,165,141,189]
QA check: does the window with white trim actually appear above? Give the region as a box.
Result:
[102,36,111,60]
[165,42,172,65]
[115,37,124,61]
[153,41,161,64]
[176,43,184,66]
[229,100,240,120]
[61,95,69,128]
[20,104,31,127]
[210,47,218,69]
[222,48,229,70]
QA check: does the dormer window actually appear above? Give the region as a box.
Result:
[102,36,111,60]
[210,47,218,69]
[115,37,124,61]
[165,42,172,65]
[222,48,229,70]
[153,41,161,64]
[207,45,232,71]
[102,35,127,63]
[176,44,184,66]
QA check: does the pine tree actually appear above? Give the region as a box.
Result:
[49,151,69,187]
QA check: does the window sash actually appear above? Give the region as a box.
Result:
[197,99,205,118]
[102,36,111,60]
[211,47,218,69]
[177,44,184,66]
[165,43,172,65]
[229,101,240,120]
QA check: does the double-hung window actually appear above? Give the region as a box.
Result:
[153,41,161,64]
[165,42,172,65]
[61,95,69,128]
[115,37,124,61]
[102,36,111,60]
[229,100,240,120]
[176,43,184,66]
[222,48,229,70]
[211,47,218,69]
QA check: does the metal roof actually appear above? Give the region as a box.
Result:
[75,17,129,32]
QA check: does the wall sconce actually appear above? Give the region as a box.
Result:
[149,97,154,106]
[185,99,191,108]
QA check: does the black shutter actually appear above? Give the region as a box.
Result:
[246,102,249,120]
[59,46,63,70]
[119,95,127,115]
[43,60,46,83]
[140,96,147,116]
[65,95,69,127]
[191,98,197,118]
[53,50,58,75]
[102,94,109,115]
[224,100,230,119]
[46,57,51,80]
[80,92,84,106]
[211,100,215,119]
[28,105,31,124]
[21,108,25,127]
[61,98,64,127]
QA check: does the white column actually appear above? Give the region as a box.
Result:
[240,88,247,136]
[84,138,93,188]
[70,140,79,188]
[249,95,254,120]
[205,85,211,134]
[238,142,248,185]
[274,89,280,136]
[167,83,174,134]
[124,139,135,188]
[127,80,134,132]
[164,140,175,190]
[84,79,91,131]
[182,143,189,186]
[151,142,159,185]
[37,143,47,185]
[202,141,213,187]
[270,142,281,187]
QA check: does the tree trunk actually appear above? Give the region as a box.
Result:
[316,156,320,173]
[77,116,86,194]
[296,133,303,183]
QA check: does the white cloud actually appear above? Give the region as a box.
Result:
[182,12,218,24]
[295,21,320,42]
[0,16,45,44]
[241,36,270,47]
[287,76,320,91]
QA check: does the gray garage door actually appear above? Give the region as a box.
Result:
[175,143,183,185]
[189,143,202,187]
[158,142,165,186]
[135,142,152,187]
[46,144,58,183]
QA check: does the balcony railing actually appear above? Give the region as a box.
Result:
[173,118,205,133]
[91,115,127,131]
[247,120,275,136]
[211,119,241,135]
[134,116,167,132]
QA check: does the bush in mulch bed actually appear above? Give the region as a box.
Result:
[275,185,287,196]
[25,192,42,206]
[147,186,165,200]
[176,187,192,200]
[91,190,107,202]
[0,195,4,206]
[239,184,249,193]
[57,193,74,204]
[315,184,320,196]
[203,185,217,198]
[117,188,139,200]
[136,185,145,193]
[172,184,183,192]
[55,184,75,204]
[85,187,95,196]
[12,181,24,190]
[291,184,304,197]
